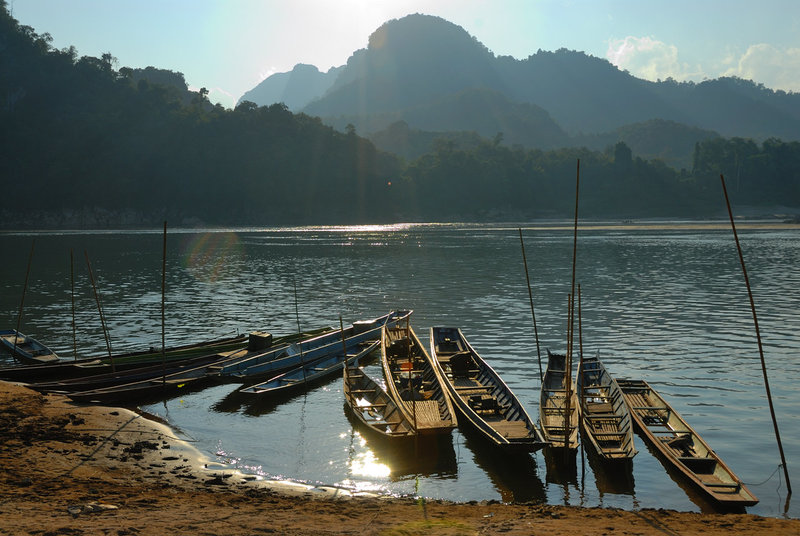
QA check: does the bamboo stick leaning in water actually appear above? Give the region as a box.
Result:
[12,240,36,363]
[563,158,581,457]
[70,249,77,361]
[85,251,115,372]
[161,221,167,385]
[720,173,792,495]
[518,228,543,383]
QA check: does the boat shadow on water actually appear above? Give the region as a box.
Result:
[343,403,458,480]
[458,423,547,504]
[581,435,636,497]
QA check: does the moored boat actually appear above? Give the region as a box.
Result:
[380,319,457,436]
[0,333,248,382]
[0,330,59,365]
[343,359,416,439]
[65,328,335,405]
[539,350,579,449]
[577,353,636,460]
[430,326,547,452]
[214,311,407,380]
[618,378,758,507]
[236,337,381,397]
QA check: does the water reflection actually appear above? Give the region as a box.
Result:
[459,424,546,503]
[343,406,458,481]
[583,446,635,497]
[1,225,798,518]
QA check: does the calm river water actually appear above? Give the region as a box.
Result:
[1,223,797,518]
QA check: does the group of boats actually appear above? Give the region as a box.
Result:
[0,309,758,509]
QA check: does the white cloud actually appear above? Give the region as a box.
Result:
[723,44,800,92]
[606,36,700,82]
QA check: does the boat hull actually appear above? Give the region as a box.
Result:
[430,326,547,452]
[619,379,758,508]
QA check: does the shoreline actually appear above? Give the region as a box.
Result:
[1,380,797,535]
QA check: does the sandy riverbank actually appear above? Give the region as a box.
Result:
[0,381,797,535]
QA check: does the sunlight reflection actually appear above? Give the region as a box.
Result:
[350,450,391,479]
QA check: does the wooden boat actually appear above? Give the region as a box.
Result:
[29,353,226,393]
[380,320,457,436]
[576,353,636,459]
[236,336,381,397]
[618,379,758,507]
[429,327,547,452]
[539,350,579,449]
[215,311,407,379]
[0,330,59,365]
[0,333,249,382]
[343,358,416,439]
[65,328,335,405]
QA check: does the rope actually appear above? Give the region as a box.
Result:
[744,463,784,489]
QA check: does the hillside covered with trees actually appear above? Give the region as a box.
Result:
[1,3,799,228]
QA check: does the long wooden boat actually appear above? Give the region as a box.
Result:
[343,360,416,439]
[216,311,408,380]
[239,339,381,397]
[0,330,59,365]
[618,379,758,507]
[429,327,547,452]
[28,353,226,393]
[380,320,457,436]
[0,333,248,382]
[65,328,335,405]
[576,353,636,459]
[539,350,579,449]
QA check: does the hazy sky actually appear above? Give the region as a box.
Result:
[10,0,800,108]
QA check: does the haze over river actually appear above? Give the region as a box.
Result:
[1,222,797,518]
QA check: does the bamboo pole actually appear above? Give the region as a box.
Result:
[720,174,791,494]
[562,293,573,458]
[578,284,585,477]
[85,251,115,372]
[11,240,35,363]
[518,228,543,382]
[563,158,581,456]
[161,222,167,385]
[293,278,307,383]
[70,249,77,361]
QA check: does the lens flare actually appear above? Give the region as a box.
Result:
[181,232,244,283]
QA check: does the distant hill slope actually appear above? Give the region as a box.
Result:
[242,13,800,156]
[238,63,342,111]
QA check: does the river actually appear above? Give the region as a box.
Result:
[1,222,797,518]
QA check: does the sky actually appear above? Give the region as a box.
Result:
[9,0,800,109]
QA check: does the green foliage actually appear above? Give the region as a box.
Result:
[1,3,798,228]
[692,137,800,205]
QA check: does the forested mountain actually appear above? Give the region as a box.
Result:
[1,2,799,229]
[245,14,800,169]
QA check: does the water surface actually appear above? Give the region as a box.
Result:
[0,222,797,518]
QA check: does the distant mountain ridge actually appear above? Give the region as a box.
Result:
[238,63,342,111]
[241,14,800,167]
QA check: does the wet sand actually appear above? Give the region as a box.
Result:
[1,381,797,535]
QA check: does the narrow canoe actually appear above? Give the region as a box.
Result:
[0,329,59,365]
[576,353,637,460]
[430,326,547,452]
[215,311,408,379]
[0,333,248,382]
[618,378,758,507]
[381,320,457,436]
[237,337,381,397]
[539,350,580,449]
[343,361,416,439]
[65,328,335,405]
